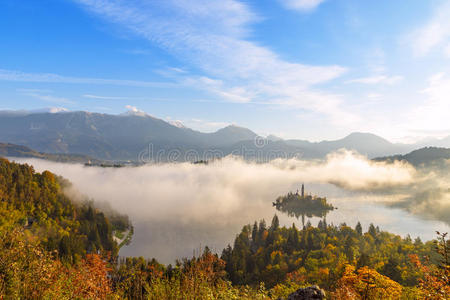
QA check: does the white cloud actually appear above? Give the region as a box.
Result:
[34,107,70,113]
[166,118,186,129]
[83,94,130,100]
[0,69,174,88]
[445,43,450,57]
[23,92,75,104]
[124,104,141,112]
[73,0,351,125]
[346,75,403,85]
[123,105,150,117]
[406,72,450,133]
[16,88,54,93]
[410,1,450,57]
[122,48,153,55]
[278,0,326,12]
[367,93,382,99]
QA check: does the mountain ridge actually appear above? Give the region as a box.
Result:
[0,110,448,161]
[373,146,450,167]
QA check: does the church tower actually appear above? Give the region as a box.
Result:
[301,183,304,198]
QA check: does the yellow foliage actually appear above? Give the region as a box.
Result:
[332,265,403,300]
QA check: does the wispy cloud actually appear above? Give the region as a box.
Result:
[278,0,326,12]
[83,94,131,100]
[73,0,351,125]
[410,1,450,57]
[83,94,176,103]
[22,92,75,104]
[16,88,54,93]
[0,69,174,88]
[406,72,450,133]
[122,48,153,55]
[346,75,403,85]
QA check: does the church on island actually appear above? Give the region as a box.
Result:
[272,184,334,212]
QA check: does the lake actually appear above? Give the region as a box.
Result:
[13,157,450,264]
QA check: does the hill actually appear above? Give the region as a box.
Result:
[284,132,411,158]
[374,147,450,167]
[0,142,102,163]
[0,158,132,298]
[0,158,131,263]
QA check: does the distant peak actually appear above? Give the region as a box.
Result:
[346,132,378,137]
[267,134,283,141]
[344,132,388,140]
[121,105,153,118]
[220,124,249,131]
[37,107,69,113]
[169,120,186,129]
[340,132,393,146]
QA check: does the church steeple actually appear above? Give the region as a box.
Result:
[301,183,304,198]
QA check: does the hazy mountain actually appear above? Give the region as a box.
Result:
[317,132,409,157]
[374,147,450,167]
[266,134,283,141]
[285,132,411,158]
[208,125,257,146]
[0,110,447,161]
[413,136,450,149]
[0,142,101,163]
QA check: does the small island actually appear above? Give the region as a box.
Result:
[273,184,335,226]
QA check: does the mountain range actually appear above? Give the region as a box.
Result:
[0,110,449,162]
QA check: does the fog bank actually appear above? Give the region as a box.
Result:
[11,151,449,263]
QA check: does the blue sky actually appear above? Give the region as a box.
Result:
[1,0,449,141]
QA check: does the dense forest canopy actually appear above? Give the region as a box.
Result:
[222,215,435,289]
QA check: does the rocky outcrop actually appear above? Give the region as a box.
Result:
[282,285,326,300]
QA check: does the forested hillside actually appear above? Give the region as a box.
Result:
[0,158,130,263]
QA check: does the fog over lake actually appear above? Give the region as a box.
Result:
[13,152,450,264]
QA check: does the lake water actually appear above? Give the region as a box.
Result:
[119,186,449,263]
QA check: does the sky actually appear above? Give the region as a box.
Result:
[0,0,449,142]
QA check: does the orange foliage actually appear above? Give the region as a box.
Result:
[410,254,450,299]
[332,265,402,300]
[286,269,307,284]
[67,254,113,299]
[182,249,227,285]
[0,228,115,299]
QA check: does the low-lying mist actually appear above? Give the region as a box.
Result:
[12,150,450,263]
